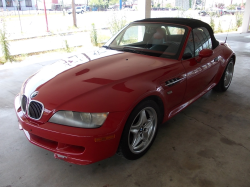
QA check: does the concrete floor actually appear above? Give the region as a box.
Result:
[0,33,250,187]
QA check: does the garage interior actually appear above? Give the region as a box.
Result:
[0,0,250,186]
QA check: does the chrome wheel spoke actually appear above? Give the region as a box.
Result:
[134,141,145,150]
[139,110,148,125]
[130,128,139,134]
[147,125,153,139]
[132,133,142,148]
[132,110,147,129]
[144,117,154,129]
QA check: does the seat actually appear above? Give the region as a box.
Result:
[150,27,167,45]
[149,28,168,52]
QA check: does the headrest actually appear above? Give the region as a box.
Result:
[153,28,166,39]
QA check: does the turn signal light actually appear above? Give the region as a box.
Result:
[94,135,115,142]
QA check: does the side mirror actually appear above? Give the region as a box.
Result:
[199,49,213,58]
[196,49,213,63]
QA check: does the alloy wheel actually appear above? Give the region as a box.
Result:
[128,107,157,154]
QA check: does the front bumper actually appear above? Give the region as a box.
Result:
[14,94,126,165]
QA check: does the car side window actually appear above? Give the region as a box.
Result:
[193,27,212,56]
[168,26,185,35]
[183,33,194,59]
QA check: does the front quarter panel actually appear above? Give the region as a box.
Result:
[213,43,235,84]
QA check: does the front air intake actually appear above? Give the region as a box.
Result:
[28,101,44,120]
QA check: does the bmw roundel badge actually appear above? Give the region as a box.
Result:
[31,91,39,98]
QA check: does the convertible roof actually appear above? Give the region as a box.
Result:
[134,18,219,48]
[135,18,210,29]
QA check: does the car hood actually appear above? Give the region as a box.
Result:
[22,48,173,113]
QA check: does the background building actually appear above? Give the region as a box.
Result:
[0,0,36,11]
[175,0,191,10]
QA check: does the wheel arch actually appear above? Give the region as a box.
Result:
[140,95,165,124]
[118,93,165,137]
[124,94,165,127]
[117,95,165,158]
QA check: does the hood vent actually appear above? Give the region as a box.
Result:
[165,77,184,87]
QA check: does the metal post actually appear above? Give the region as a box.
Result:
[62,0,64,15]
[17,1,22,33]
[43,0,49,32]
[72,0,77,27]
[120,0,122,10]
[193,0,196,9]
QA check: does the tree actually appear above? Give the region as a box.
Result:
[227,4,236,10]
[165,3,172,8]
[217,3,225,9]
[89,0,105,6]
[0,19,12,63]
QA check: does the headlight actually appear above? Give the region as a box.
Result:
[49,111,108,128]
[49,110,108,128]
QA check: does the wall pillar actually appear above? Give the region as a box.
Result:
[242,0,250,33]
[2,0,7,10]
[138,0,151,19]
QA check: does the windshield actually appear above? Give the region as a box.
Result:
[105,23,187,59]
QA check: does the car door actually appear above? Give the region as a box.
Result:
[181,27,220,102]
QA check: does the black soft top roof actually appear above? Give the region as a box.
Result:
[134,18,219,48]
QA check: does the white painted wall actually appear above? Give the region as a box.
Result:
[242,0,250,32]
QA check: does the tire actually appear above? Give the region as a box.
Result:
[81,10,84,14]
[118,100,160,160]
[213,58,234,92]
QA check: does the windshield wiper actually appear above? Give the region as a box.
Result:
[102,46,113,50]
[122,47,144,54]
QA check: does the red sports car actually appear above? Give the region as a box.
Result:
[14,18,235,165]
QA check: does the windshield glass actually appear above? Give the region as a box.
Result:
[106,23,187,59]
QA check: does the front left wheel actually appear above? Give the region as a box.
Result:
[118,100,161,160]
